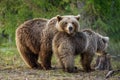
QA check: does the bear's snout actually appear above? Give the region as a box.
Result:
[69,26,73,31]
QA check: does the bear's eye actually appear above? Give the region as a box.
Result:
[63,22,67,25]
[72,22,75,25]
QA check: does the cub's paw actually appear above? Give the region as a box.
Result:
[64,67,78,73]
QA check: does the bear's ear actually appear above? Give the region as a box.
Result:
[75,14,80,21]
[57,15,63,22]
[102,37,109,43]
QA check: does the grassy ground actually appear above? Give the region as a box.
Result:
[0,46,120,80]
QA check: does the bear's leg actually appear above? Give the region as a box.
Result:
[39,50,52,70]
[58,49,77,73]
[56,44,77,73]
[95,54,112,70]
[81,53,94,72]
[56,56,65,70]
[18,46,41,69]
[58,53,76,73]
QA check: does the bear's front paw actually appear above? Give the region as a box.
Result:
[84,68,95,72]
[64,67,78,73]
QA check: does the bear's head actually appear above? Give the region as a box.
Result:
[96,33,109,53]
[55,15,80,35]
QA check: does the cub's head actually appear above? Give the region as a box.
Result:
[56,15,80,35]
[96,33,109,53]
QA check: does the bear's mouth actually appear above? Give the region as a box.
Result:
[69,26,73,31]
[67,30,75,35]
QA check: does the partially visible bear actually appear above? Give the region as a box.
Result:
[16,18,48,69]
[16,15,80,69]
[94,52,112,70]
[52,29,109,72]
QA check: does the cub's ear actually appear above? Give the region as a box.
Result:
[57,15,63,22]
[102,37,109,43]
[75,14,80,21]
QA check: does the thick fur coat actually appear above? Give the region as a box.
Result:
[52,29,109,72]
[16,15,80,69]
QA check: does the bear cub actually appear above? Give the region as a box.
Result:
[52,29,109,73]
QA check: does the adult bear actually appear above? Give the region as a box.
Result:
[16,15,80,70]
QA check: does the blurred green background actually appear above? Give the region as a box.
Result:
[0,0,120,58]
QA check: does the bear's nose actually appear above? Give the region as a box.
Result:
[69,26,73,31]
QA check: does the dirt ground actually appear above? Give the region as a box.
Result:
[0,48,120,80]
[0,66,119,80]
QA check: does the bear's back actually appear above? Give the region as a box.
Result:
[16,18,48,54]
[43,17,58,36]
[74,32,88,54]
[82,29,98,53]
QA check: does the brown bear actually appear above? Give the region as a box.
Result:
[52,29,109,72]
[16,15,80,70]
[94,52,112,70]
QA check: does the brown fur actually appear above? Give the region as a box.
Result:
[16,18,48,69]
[95,52,112,70]
[55,15,80,35]
[16,15,80,70]
[52,29,109,72]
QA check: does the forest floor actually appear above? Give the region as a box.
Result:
[0,67,120,80]
[0,47,120,80]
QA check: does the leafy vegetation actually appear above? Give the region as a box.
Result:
[0,0,120,55]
